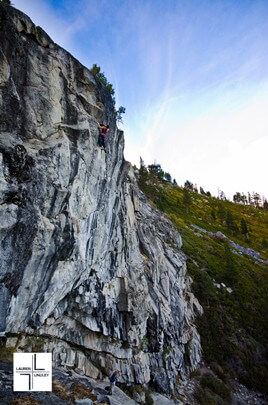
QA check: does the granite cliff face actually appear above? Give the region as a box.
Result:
[0,3,202,394]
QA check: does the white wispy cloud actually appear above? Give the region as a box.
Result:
[125,82,268,197]
[14,0,268,197]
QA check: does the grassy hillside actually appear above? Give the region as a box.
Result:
[136,164,268,399]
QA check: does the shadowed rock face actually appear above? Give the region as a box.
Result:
[0,3,202,394]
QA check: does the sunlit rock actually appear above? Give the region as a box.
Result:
[0,2,202,394]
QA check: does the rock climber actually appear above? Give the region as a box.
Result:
[109,370,119,395]
[98,122,109,151]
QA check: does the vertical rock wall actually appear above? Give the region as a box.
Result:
[0,3,202,394]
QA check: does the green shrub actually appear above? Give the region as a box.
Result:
[90,64,116,106]
[140,337,148,351]
[123,384,143,399]
[0,347,15,362]
[90,63,100,75]
[195,386,225,405]
[145,389,154,405]
[121,341,131,349]
[190,368,201,378]
[200,374,231,402]
[105,83,115,95]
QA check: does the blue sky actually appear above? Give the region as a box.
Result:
[15,0,268,198]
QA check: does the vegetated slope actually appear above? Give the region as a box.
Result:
[137,165,268,398]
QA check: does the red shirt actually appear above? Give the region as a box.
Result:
[101,127,109,136]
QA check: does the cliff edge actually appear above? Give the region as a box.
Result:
[0,3,202,396]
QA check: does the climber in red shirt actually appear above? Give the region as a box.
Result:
[98,123,109,151]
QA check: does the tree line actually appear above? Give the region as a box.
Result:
[137,159,268,210]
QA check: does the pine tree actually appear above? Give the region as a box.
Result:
[240,218,249,239]
[241,193,247,205]
[164,172,171,182]
[148,163,164,180]
[157,194,167,211]
[223,244,238,287]
[116,106,126,123]
[183,187,192,213]
[184,180,194,191]
[226,211,238,235]
[253,192,261,208]
[233,192,242,203]
[218,204,226,223]
[139,157,145,169]
[1,0,11,4]
[90,63,101,75]
[211,208,216,220]
[138,158,148,190]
